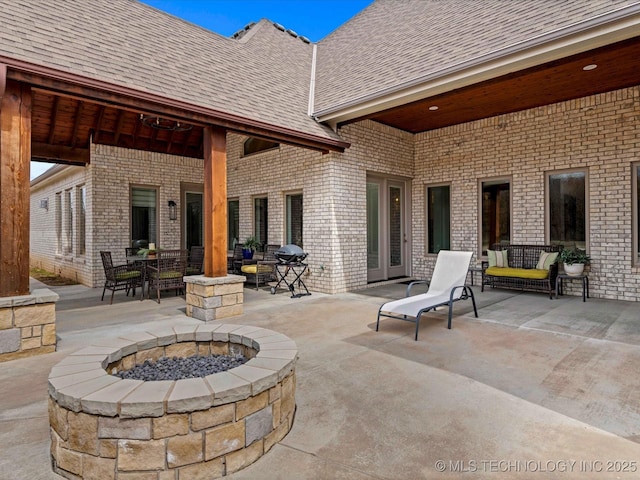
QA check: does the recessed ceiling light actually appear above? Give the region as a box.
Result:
[428,105,439,111]
[582,64,597,71]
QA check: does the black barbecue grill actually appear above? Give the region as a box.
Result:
[274,244,308,264]
[271,244,310,298]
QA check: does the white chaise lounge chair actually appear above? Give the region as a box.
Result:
[376,250,478,341]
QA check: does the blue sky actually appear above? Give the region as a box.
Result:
[31,0,373,179]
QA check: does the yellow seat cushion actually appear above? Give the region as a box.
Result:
[485,267,549,279]
[241,264,274,274]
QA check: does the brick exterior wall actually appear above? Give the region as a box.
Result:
[29,85,640,300]
[412,86,640,301]
[30,166,93,285]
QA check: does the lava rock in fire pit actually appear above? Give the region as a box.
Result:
[113,353,247,381]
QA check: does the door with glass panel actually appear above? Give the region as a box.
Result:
[185,191,203,250]
[367,177,409,282]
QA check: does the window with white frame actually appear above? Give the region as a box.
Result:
[64,189,73,254]
[254,197,268,250]
[77,185,86,255]
[55,193,62,254]
[547,170,587,250]
[228,199,239,249]
[286,193,303,247]
[131,187,157,248]
[480,178,511,254]
[426,184,450,254]
[635,164,640,265]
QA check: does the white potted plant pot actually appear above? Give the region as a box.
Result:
[564,263,584,276]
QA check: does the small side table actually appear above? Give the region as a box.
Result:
[555,273,589,302]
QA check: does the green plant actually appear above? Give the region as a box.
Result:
[559,248,591,265]
[242,236,260,252]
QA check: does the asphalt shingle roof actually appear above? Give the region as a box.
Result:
[0,0,636,141]
[0,0,342,143]
[314,0,637,112]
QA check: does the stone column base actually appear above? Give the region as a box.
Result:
[0,288,59,362]
[184,275,246,322]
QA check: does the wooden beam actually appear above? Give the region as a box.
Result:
[0,80,31,296]
[0,63,6,101]
[47,95,60,144]
[32,142,89,164]
[203,126,227,277]
[113,109,125,145]
[7,71,348,152]
[93,105,105,144]
[69,101,84,148]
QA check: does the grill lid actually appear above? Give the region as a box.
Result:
[274,244,307,263]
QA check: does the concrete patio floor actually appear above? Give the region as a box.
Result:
[2,280,640,479]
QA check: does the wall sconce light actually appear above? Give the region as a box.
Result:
[168,200,177,221]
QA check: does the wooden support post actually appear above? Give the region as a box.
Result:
[0,79,31,296]
[202,126,227,277]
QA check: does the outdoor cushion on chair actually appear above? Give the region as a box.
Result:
[376,250,478,341]
[485,266,549,279]
[115,270,142,281]
[241,264,275,275]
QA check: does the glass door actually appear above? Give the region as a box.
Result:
[367,181,383,282]
[185,191,203,250]
[387,182,406,278]
[367,176,409,282]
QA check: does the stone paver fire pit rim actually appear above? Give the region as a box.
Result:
[48,322,298,417]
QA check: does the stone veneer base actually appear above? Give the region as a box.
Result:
[48,322,298,479]
[184,274,246,322]
[0,288,59,363]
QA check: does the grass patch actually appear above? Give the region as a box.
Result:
[30,267,79,286]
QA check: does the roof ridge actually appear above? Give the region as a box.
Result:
[232,18,312,44]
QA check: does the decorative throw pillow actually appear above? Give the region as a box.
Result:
[487,249,509,268]
[536,251,558,270]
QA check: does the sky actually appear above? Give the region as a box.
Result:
[30,0,374,180]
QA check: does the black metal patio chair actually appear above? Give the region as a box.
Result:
[187,246,204,275]
[146,249,188,303]
[100,251,142,304]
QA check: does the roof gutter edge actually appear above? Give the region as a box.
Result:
[314,2,640,123]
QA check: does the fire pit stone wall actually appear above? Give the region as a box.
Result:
[48,322,297,479]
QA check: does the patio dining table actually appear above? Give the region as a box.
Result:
[126,255,157,300]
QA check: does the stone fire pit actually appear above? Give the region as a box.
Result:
[48,323,297,479]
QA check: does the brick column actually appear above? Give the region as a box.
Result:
[184,274,245,322]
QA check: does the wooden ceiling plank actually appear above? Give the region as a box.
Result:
[113,109,126,145]
[70,101,84,148]
[32,142,89,164]
[47,95,60,144]
[93,105,105,143]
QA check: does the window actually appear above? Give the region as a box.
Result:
[634,164,640,265]
[77,186,86,255]
[426,184,450,254]
[254,197,268,249]
[55,193,62,254]
[228,199,239,249]
[243,137,279,156]
[480,179,510,254]
[286,193,303,247]
[64,189,73,254]
[548,170,587,250]
[131,187,157,248]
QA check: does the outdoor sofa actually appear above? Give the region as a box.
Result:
[481,244,562,299]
